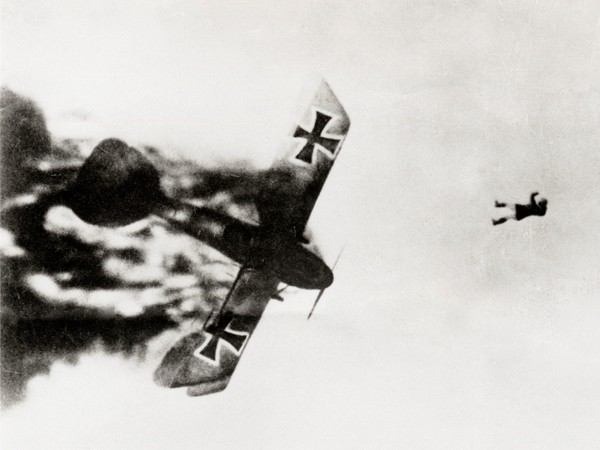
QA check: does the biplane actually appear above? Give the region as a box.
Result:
[68,79,351,395]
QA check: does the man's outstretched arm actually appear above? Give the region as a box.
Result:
[530,192,539,204]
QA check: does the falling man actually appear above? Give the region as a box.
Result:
[493,192,548,226]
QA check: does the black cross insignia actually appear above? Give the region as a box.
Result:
[294,111,341,163]
[194,312,249,365]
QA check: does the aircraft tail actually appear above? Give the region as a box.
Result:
[68,138,164,227]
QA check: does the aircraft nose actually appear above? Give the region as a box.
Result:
[320,267,334,289]
[274,244,334,290]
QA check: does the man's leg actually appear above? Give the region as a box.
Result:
[492,210,516,225]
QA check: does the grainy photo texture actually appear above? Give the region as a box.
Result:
[2,1,600,449]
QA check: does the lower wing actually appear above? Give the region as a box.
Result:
[154,268,279,396]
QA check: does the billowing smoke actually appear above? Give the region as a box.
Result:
[1,88,52,198]
[0,89,301,407]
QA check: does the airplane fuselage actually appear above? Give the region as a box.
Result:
[157,198,333,290]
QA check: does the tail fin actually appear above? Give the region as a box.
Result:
[68,138,163,226]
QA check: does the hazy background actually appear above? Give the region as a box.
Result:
[2,0,600,448]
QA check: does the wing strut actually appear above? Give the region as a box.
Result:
[204,266,251,331]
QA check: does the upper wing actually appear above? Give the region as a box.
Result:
[257,78,351,233]
[154,268,279,396]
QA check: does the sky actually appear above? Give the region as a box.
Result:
[2,0,600,448]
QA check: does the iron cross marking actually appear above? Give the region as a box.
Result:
[294,111,341,163]
[195,313,249,364]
